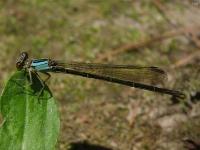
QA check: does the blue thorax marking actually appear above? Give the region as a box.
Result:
[31,59,51,71]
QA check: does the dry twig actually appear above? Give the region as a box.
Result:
[152,0,176,27]
[170,50,200,69]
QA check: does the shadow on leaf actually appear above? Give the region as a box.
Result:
[10,71,52,99]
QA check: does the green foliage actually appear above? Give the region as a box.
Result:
[0,71,60,150]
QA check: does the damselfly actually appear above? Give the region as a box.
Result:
[16,52,185,98]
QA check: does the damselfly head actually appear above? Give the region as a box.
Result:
[16,52,29,70]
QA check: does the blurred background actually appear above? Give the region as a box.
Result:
[0,0,200,149]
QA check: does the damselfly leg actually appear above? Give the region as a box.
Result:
[36,72,51,100]
[27,69,51,101]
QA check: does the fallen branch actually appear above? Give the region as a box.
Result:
[96,25,200,62]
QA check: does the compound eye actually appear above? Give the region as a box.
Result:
[16,62,23,70]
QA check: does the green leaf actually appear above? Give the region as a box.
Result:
[0,71,60,150]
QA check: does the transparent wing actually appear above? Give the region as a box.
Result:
[53,61,167,86]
